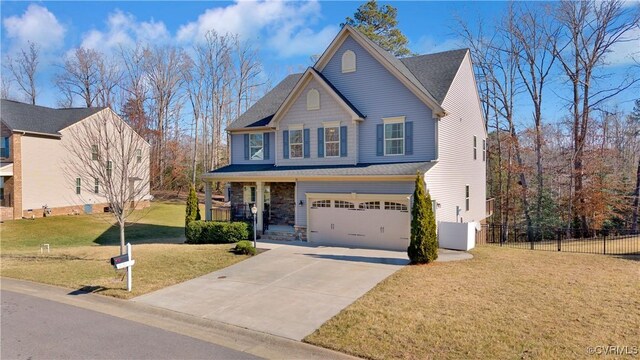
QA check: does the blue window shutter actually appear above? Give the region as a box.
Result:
[244,134,250,160]
[405,121,413,155]
[376,124,384,156]
[283,130,289,159]
[303,128,310,158]
[317,128,324,158]
[340,126,347,157]
[263,133,270,160]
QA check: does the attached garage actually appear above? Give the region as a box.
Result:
[306,193,411,251]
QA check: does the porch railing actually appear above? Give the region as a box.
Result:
[209,204,269,232]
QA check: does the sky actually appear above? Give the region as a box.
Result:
[1,1,638,129]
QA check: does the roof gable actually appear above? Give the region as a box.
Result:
[313,25,447,117]
[400,49,468,104]
[0,99,105,136]
[267,68,364,127]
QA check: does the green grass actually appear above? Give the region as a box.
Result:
[0,202,196,250]
[305,247,640,359]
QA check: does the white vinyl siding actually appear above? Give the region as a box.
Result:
[249,133,264,160]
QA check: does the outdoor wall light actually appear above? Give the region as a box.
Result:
[298,200,304,207]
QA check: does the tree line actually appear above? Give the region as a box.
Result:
[459,0,639,233]
[2,30,267,193]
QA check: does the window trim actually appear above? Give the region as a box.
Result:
[324,126,340,158]
[383,117,405,156]
[76,177,81,195]
[249,133,264,161]
[289,128,304,160]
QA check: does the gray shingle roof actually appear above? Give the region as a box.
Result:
[400,49,468,104]
[1,99,104,136]
[207,161,436,178]
[228,73,302,130]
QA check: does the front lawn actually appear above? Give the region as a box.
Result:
[305,247,640,359]
[1,202,193,250]
[1,243,249,299]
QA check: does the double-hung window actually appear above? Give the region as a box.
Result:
[482,139,486,161]
[384,118,404,156]
[106,161,113,177]
[289,129,303,159]
[135,149,142,163]
[473,136,477,160]
[91,145,98,160]
[249,133,264,160]
[76,178,81,195]
[94,178,99,194]
[324,126,340,157]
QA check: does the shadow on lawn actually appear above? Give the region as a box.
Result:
[93,222,185,246]
[68,285,113,295]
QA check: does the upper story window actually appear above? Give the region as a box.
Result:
[341,50,356,73]
[91,145,98,160]
[306,89,320,110]
[473,136,477,160]
[249,133,264,160]
[94,178,99,194]
[384,118,404,156]
[289,129,303,159]
[135,149,142,163]
[482,139,486,161]
[0,137,9,158]
[106,161,113,177]
[76,177,81,195]
[324,126,340,157]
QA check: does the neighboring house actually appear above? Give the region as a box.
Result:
[202,25,488,251]
[0,99,151,220]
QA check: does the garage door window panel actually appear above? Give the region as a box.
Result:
[385,201,408,211]
[335,200,355,209]
[359,201,381,209]
[311,200,331,208]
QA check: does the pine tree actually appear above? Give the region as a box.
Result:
[408,174,438,263]
[185,185,199,234]
[343,0,412,57]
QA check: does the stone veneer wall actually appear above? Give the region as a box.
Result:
[269,182,295,226]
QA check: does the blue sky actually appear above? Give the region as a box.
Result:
[1,1,638,127]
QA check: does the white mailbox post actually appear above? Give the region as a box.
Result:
[110,243,135,292]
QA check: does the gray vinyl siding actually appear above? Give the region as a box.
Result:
[275,78,357,166]
[295,180,415,226]
[321,35,436,163]
[230,132,275,165]
[425,53,487,223]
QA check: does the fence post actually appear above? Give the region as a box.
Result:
[557,230,561,252]
[530,228,534,250]
[499,225,503,247]
[603,233,606,255]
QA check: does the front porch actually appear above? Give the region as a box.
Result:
[204,180,298,237]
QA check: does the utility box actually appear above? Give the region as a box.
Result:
[438,221,478,251]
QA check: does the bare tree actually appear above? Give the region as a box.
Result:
[4,41,39,104]
[64,109,150,254]
[553,0,639,232]
[55,47,102,107]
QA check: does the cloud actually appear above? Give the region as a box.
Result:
[177,0,337,58]
[3,4,66,51]
[605,26,639,66]
[80,10,170,54]
[413,36,463,55]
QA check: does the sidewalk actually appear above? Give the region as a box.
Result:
[0,277,358,360]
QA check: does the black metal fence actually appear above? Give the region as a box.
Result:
[480,225,640,255]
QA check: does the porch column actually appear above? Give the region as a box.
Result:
[256,181,264,233]
[204,181,212,221]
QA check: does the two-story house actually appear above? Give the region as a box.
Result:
[202,25,487,251]
[0,100,151,220]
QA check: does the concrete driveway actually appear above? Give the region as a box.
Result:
[134,241,409,340]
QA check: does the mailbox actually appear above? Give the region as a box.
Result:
[110,254,129,267]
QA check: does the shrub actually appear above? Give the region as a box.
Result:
[234,240,257,255]
[185,221,250,244]
[408,173,438,263]
[185,186,199,234]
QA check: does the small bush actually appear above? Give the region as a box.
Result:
[185,221,250,244]
[234,240,256,255]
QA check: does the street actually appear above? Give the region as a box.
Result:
[1,290,261,360]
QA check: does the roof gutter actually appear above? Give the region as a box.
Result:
[12,129,62,138]
[226,126,275,134]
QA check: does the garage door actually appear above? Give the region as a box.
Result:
[308,196,411,251]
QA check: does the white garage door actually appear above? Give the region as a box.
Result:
[308,196,411,251]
